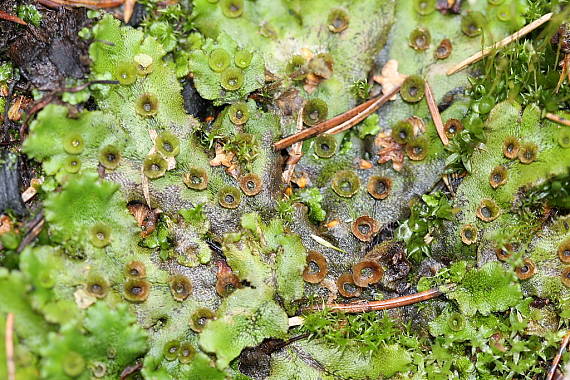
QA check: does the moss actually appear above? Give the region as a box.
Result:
[461,11,485,37]
[115,62,137,85]
[448,262,522,316]
[143,154,168,179]
[189,32,265,105]
[98,145,121,170]
[391,120,413,144]
[352,260,383,287]
[239,173,262,196]
[208,48,231,72]
[135,93,160,117]
[199,287,288,368]
[11,2,570,379]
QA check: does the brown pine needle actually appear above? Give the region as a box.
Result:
[545,112,570,127]
[327,90,396,135]
[314,288,443,313]
[424,80,448,146]
[0,10,27,25]
[6,313,15,380]
[546,331,570,380]
[123,0,137,23]
[273,85,400,151]
[35,0,125,8]
[447,12,553,75]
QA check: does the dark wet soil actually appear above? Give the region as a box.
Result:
[6,5,91,90]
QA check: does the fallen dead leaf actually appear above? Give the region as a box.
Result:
[303,73,320,94]
[288,316,304,327]
[375,132,405,171]
[8,96,23,121]
[210,144,235,167]
[0,215,13,235]
[320,278,339,304]
[325,219,340,229]
[282,106,305,183]
[74,288,96,309]
[21,178,43,203]
[407,116,426,136]
[291,172,310,188]
[373,59,408,100]
[359,159,373,169]
[123,0,137,22]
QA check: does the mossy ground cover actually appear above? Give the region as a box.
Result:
[0,0,569,379]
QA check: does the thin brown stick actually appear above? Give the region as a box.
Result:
[546,331,570,380]
[425,81,449,146]
[123,0,137,22]
[545,112,570,127]
[281,105,305,183]
[273,86,400,150]
[120,360,143,380]
[35,0,65,7]
[17,213,45,253]
[447,12,554,75]
[5,313,15,380]
[315,288,443,313]
[0,10,27,25]
[328,86,401,135]
[35,0,125,8]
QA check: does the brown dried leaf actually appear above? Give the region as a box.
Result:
[74,289,96,309]
[303,73,320,94]
[210,144,235,167]
[291,171,310,188]
[127,203,158,237]
[8,96,23,121]
[406,116,426,136]
[325,219,340,229]
[282,107,305,184]
[372,60,408,100]
[374,132,405,171]
[0,215,13,235]
[358,159,373,169]
[320,278,339,304]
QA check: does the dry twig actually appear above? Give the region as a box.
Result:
[546,331,570,380]
[123,0,137,22]
[5,313,15,380]
[35,0,125,8]
[281,105,305,184]
[273,85,400,150]
[0,10,27,25]
[447,12,553,75]
[120,361,143,380]
[545,112,570,127]
[16,212,45,253]
[424,80,449,145]
[314,288,444,313]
